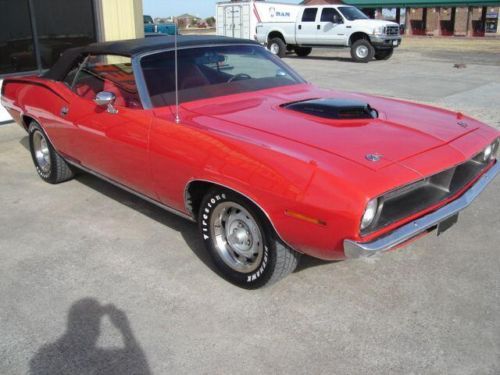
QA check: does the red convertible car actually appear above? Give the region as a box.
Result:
[2,36,499,288]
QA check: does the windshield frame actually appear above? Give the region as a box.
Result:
[133,43,306,109]
[338,6,369,21]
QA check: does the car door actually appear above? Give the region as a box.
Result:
[61,54,155,196]
[316,8,347,45]
[295,7,319,45]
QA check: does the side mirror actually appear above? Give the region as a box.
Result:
[333,15,343,24]
[94,91,118,114]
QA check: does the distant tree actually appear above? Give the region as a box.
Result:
[205,17,216,27]
[190,18,198,27]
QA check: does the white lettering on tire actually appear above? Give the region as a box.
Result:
[246,245,269,283]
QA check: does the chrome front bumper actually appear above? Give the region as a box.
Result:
[369,34,401,47]
[344,161,499,258]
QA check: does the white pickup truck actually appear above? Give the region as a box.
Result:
[256,4,401,62]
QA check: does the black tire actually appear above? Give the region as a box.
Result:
[295,47,312,57]
[28,121,74,184]
[350,39,375,63]
[374,48,394,60]
[268,37,287,58]
[199,189,300,288]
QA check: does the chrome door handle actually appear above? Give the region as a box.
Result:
[60,106,69,116]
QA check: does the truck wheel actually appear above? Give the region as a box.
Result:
[199,189,300,288]
[268,38,287,58]
[28,121,74,184]
[350,39,375,63]
[374,48,394,60]
[295,47,312,57]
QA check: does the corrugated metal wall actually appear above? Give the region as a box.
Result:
[94,0,144,42]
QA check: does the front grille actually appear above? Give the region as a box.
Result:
[362,157,491,235]
[385,26,399,36]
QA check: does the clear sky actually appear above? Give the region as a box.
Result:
[143,0,301,19]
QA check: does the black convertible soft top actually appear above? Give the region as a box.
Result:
[44,35,259,81]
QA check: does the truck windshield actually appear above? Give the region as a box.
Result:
[141,45,304,107]
[143,15,154,24]
[338,7,368,21]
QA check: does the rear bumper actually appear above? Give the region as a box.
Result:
[344,161,499,258]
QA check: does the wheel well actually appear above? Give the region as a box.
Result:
[268,31,285,43]
[185,181,215,218]
[21,115,35,130]
[349,32,369,46]
[185,180,288,244]
[185,181,270,226]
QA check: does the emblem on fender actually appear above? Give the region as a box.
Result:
[366,153,383,162]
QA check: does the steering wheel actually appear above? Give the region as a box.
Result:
[228,73,252,83]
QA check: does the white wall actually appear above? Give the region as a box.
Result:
[0,80,12,123]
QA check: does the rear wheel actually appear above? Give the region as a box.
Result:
[28,121,74,184]
[199,189,300,288]
[268,37,287,58]
[374,48,394,60]
[295,47,312,57]
[350,39,375,63]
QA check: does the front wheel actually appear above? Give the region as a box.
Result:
[350,39,375,63]
[199,189,300,288]
[374,48,394,60]
[268,37,287,58]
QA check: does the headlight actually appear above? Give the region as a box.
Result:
[491,138,499,161]
[373,26,385,35]
[474,139,499,163]
[361,198,379,230]
[483,144,492,162]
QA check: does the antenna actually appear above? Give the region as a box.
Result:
[174,18,181,124]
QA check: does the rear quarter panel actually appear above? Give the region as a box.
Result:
[1,77,75,156]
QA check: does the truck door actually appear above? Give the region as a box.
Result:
[316,8,347,45]
[224,5,242,38]
[295,7,319,45]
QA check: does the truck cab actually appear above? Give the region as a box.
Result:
[256,5,401,62]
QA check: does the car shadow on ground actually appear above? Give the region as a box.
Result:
[19,136,339,277]
[76,171,219,274]
[29,298,151,375]
[295,254,339,273]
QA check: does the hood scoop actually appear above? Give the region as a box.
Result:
[282,98,378,120]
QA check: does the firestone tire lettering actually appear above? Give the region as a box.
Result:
[199,189,299,288]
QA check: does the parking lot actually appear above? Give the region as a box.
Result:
[1,38,499,374]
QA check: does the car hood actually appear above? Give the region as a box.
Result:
[183,85,480,173]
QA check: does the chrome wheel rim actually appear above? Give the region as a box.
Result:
[356,45,369,58]
[210,202,264,273]
[33,130,51,173]
[269,43,280,55]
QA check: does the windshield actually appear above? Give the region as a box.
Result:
[141,45,304,107]
[143,15,154,24]
[338,7,368,21]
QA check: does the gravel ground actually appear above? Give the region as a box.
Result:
[0,38,499,375]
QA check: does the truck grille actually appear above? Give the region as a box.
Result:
[362,156,492,235]
[385,26,399,36]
